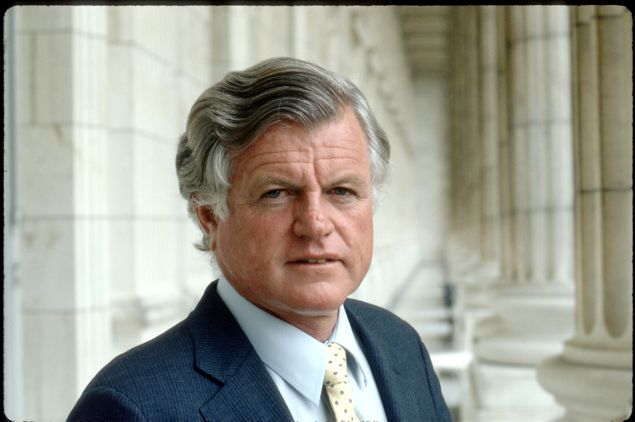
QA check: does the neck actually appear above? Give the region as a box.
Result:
[267,307,339,342]
[223,278,342,342]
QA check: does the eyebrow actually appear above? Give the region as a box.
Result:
[253,174,368,192]
[251,176,301,193]
[330,174,366,186]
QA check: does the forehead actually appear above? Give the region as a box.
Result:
[233,108,370,172]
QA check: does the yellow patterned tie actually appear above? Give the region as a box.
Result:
[323,342,360,422]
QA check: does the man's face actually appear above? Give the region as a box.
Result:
[212,107,374,321]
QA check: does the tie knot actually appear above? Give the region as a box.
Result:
[324,342,348,386]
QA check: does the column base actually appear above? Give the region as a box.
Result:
[537,355,632,422]
[470,286,575,420]
[472,361,565,421]
[475,288,574,366]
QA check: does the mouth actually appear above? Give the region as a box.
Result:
[288,256,340,265]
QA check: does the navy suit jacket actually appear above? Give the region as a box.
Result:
[68,281,451,421]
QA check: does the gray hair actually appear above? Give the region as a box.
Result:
[176,57,390,251]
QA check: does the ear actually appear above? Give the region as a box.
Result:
[195,205,219,249]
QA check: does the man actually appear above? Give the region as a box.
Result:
[68,57,451,421]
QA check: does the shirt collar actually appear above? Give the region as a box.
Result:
[216,277,368,404]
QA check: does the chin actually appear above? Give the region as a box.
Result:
[285,285,357,314]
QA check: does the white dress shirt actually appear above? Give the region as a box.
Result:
[217,277,388,422]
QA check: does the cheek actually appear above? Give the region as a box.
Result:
[361,220,374,264]
[345,209,374,260]
[356,205,374,236]
[216,219,248,259]
[219,214,288,262]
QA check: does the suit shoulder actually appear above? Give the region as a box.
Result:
[70,318,215,420]
[80,317,210,405]
[68,384,148,421]
[345,298,419,337]
[92,320,192,384]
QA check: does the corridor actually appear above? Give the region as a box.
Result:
[4,6,632,421]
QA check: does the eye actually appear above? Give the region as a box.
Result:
[331,187,352,196]
[262,189,283,199]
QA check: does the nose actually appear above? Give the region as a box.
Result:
[292,193,334,240]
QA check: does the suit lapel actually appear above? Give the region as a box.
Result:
[199,353,293,421]
[187,281,294,421]
[345,300,427,421]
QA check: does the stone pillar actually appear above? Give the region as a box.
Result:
[537,6,633,421]
[447,6,498,368]
[447,6,496,284]
[10,6,113,420]
[446,8,504,421]
[4,10,24,418]
[478,6,502,276]
[108,7,215,351]
[473,6,575,420]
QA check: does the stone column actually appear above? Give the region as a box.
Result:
[478,6,502,276]
[447,8,497,368]
[10,7,113,420]
[446,8,505,421]
[448,7,477,275]
[537,6,633,421]
[108,7,216,351]
[4,10,24,418]
[447,6,498,284]
[473,6,575,420]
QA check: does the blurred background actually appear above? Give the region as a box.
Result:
[3,5,632,422]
